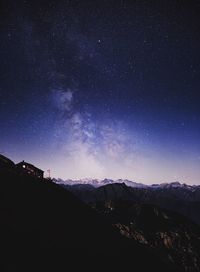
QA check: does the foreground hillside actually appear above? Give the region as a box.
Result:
[94,201,200,272]
[0,170,179,272]
[63,182,200,272]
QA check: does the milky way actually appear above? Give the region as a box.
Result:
[0,1,200,183]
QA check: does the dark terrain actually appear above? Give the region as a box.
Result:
[63,182,200,271]
[0,170,181,272]
[64,181,200,225]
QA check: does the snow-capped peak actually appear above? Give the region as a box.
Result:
[53,178,148,188]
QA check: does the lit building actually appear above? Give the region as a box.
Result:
[16,160,44,179]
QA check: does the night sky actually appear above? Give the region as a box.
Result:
[1,0,200,184]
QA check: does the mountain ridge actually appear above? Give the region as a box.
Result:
[54,177,199,190]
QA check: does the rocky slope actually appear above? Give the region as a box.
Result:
[92,200,200,272]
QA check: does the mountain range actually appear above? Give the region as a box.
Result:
[55,178,200,272]
[55,178,199,190]
[58,179,200,225]
[55,177,151,187]
[0,169,181,272]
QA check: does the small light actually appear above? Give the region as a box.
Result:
[23,165,26,168]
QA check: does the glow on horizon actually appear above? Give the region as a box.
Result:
[5,88,200,186]
[9,140,199,186]
[43,154,200,185]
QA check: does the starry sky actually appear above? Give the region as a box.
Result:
[0,0,200,184]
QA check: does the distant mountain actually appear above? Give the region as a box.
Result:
[55,178,199,191]
[54,177,149,188]
[0,170,178,272]
[60,181,200,227]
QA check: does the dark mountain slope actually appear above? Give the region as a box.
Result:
[92,200,200,271]
[0,170,179,272]
[66,182,200,226]
[63,182,200,271]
